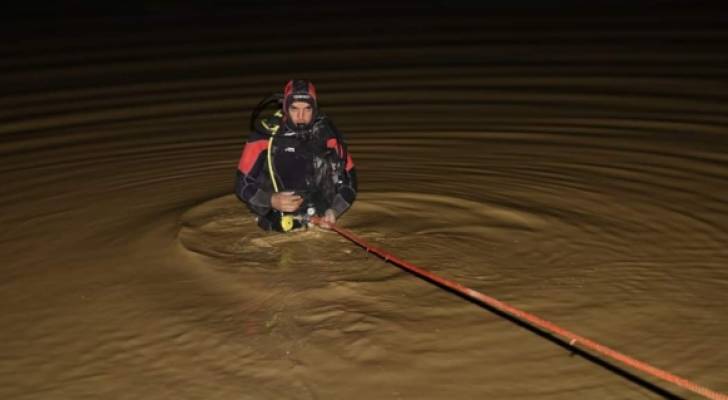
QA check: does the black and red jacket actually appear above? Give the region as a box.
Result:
[235,112,357,219]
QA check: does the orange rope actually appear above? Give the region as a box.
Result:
[312,218,727,400]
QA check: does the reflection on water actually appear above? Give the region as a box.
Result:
[1,7,727,400]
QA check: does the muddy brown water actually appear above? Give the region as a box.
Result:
[1,7,727,399]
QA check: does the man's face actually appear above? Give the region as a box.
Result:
[288,101,313,125]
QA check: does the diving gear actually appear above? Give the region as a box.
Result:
[250,93,283,133]
[236,81,357,233]
[280,214,295,232]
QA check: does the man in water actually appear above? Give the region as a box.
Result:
[235,80,357,232]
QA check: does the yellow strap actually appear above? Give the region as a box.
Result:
[266,135,279,193]
[264,113,294,231]
[260,114,281,194]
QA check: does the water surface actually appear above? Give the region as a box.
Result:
[1,7,727,399]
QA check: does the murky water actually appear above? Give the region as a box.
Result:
[2,8,727,399]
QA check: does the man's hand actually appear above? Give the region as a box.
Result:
[271,192,303,212]
[320,209,336,228]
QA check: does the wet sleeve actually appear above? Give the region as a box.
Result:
[331,167,357,217]
[235,138,272,216]
[326,136,358,217]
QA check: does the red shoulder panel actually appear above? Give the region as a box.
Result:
[238,139,269,174]
[326,138,355,171]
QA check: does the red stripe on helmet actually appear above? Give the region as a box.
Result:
[283,80,294,99]
[307,81,317,101]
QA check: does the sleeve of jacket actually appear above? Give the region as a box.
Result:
[326,135,358,218]
[235,135,273,216]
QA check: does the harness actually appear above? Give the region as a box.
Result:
[261,111,298,231]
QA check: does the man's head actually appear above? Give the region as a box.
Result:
[283,79,318,131]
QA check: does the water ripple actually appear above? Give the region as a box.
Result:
[2,9,727,399]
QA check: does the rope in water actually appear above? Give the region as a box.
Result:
[311,218,727,400]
